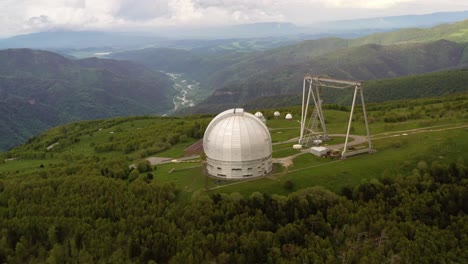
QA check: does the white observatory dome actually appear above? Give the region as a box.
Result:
[285,113,293,120]
[254,111,266,124]
[274,111,281,117]
[203,108,273,179]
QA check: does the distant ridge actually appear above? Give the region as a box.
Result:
[314,10,468,30]
[1,11,468,49]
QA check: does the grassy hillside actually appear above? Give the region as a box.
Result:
[0,49,174,150]
[0,94,467,262]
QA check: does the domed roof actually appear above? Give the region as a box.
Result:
[285,113,293,119]
[254,111,263,117]
[274,111,281,116]
[203,108,272,162]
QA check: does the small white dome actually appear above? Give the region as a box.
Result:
[254,111,263,117]
[274,111,281,117]
[203,108,272,179]
[285,113,293,120]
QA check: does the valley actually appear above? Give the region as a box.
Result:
[164,73,203,113]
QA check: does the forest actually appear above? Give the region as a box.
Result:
[0,158,466,263]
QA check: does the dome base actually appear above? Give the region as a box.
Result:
[206,156,272,179]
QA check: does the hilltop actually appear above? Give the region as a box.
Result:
[0,93,467,262]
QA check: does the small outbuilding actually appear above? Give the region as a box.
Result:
[293,144,302,149]
[310,146,329,157]
[254,111,266,124]
[285,113,293,120]
[274,111,281,119]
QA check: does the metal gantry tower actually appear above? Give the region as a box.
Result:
[299,75,373,157]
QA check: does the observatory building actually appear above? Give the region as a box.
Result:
[203,108,273,179]
[254,111,266,124]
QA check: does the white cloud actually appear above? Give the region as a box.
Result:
[0,0,467,37]
[322,0,415,9]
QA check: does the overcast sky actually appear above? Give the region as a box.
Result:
[1,0,468,37]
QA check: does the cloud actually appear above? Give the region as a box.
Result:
[322,0,415,9]
[116,0,170,21]
[0,0,467,37]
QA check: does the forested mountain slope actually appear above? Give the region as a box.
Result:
[0,49,174,150]
[188,40,468,113]
[240,69,468,110]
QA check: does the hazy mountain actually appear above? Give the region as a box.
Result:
[1,10,468,52]
[0,31,166,50]
[0,49,174,150]
[312,10,468,31]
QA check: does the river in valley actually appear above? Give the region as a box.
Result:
[164,73,202,114]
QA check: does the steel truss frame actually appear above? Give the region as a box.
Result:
[299,75,373,157]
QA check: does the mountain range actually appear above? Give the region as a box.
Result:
[109,19,468,113]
